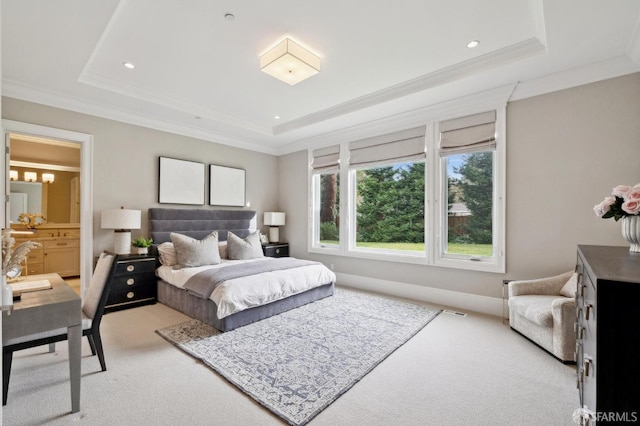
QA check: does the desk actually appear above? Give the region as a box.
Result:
[2,273,81,413]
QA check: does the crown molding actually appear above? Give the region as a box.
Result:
[1,79,279,156]
[628,14,640,64]
[276,83,516,156]
[273,38,545,136]
[509,55,640,101]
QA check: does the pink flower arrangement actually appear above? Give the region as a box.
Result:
[594,184,640,220]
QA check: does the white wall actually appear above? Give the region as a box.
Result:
[277,73,640,302]
[1,97,281,256]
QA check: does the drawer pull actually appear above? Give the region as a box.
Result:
[275,248,280,254]
[585,304,593,321]
[127,265,135,272]
[56,242,68,246]
[126,292,135,299]
[127,278,135,285]
[584,356,592,376]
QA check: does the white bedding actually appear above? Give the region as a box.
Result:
[156,257,336,319]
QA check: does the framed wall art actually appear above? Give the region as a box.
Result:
[209,164,246,207]
[158,156,205,205]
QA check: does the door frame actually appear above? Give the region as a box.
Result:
[2,120,93,296]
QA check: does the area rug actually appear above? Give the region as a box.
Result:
[156,288,441,425]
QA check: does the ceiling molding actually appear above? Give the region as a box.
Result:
[276,83,516,156]
[78,70,273,136]
[1,79,279,155]
[273,38,545,136]
[509,55,640,102]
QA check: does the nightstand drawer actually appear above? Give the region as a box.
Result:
[114,258,156,276]
[111,275,156,291]
[263,244,289,258]
[107,286,156,306]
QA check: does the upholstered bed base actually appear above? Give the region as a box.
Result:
[149,208,335,332]
[158,280,334,332]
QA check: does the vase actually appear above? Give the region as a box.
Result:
[621,216,640,252]
[1,274,13,307]
[134,246,148,255]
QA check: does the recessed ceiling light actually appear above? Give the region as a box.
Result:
[466,40,479,49]
[122,61,135,69]
[274,115,280,120]
[224,13,235,21]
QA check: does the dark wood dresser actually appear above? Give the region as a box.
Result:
[575,245,640,424]
[104,253,158,313]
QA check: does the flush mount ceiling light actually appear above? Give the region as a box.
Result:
[466,40,480,48]
[260,38,320,86]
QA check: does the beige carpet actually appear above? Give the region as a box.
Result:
[1,287,579,425]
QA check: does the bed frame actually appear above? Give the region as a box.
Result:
[148,208,334,331]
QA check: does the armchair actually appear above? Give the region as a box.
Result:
[508,270,577,363]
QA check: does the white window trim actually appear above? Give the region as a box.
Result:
[308,87,508,273]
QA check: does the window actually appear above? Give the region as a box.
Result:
[348,127,426,256]
[436,110,502,271]
[309,106,505,273]
[310,146,340,248]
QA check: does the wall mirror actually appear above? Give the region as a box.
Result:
[9,136,81,224]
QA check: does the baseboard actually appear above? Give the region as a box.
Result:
[335,272,502,318]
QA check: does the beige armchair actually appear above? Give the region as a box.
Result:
[508,270,577,363]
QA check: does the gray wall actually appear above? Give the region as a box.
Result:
[2,97,280,256]
[278,73,640,299]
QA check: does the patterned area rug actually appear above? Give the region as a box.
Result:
[156,288,441,425]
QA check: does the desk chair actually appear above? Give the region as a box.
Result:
[3,253,114,405]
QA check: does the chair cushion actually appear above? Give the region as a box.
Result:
[83,253,114,319]
[559,272,578,298]
[509,295,560,327]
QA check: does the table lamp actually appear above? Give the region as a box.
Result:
[263,212,286,243]
[101,207,141,254]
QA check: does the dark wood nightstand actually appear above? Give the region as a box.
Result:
[262,242,289,258]
[104,253,158,313]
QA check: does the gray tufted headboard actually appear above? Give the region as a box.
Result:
[148,208,257,244]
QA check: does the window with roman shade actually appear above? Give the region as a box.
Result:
[439,110,496,155]
[311,145,340,174]
[348,126,426,168]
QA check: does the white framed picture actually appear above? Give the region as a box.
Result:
[158,157,205,205]
[209,164,246,207]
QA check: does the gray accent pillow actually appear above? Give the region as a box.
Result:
[170,231,221,268]
[227,230,264,260]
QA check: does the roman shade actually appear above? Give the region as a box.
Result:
[348,126,426,168]
[439,110,496,155]
[311,145,340,174]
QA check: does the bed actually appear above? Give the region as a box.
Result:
[149,208,335,331]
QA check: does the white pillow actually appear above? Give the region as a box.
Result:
[227,231,264,260]
[170,231,221,268]
[157,242,177,266]
[159,240,229,265]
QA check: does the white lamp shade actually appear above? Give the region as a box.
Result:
[101,209,141,230]
[264,212,285,226]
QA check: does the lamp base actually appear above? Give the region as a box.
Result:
[269,227,280,243]
[113,230,132,255]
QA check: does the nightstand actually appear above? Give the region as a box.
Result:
[104,253,158,313]
[262,242,289,258]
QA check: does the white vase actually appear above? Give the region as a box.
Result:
[621,216,640,252]
[2,274,13,307]
[135,246,148,255]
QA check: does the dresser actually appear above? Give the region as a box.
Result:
[104,253,158,313]
[575,245,640,424]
